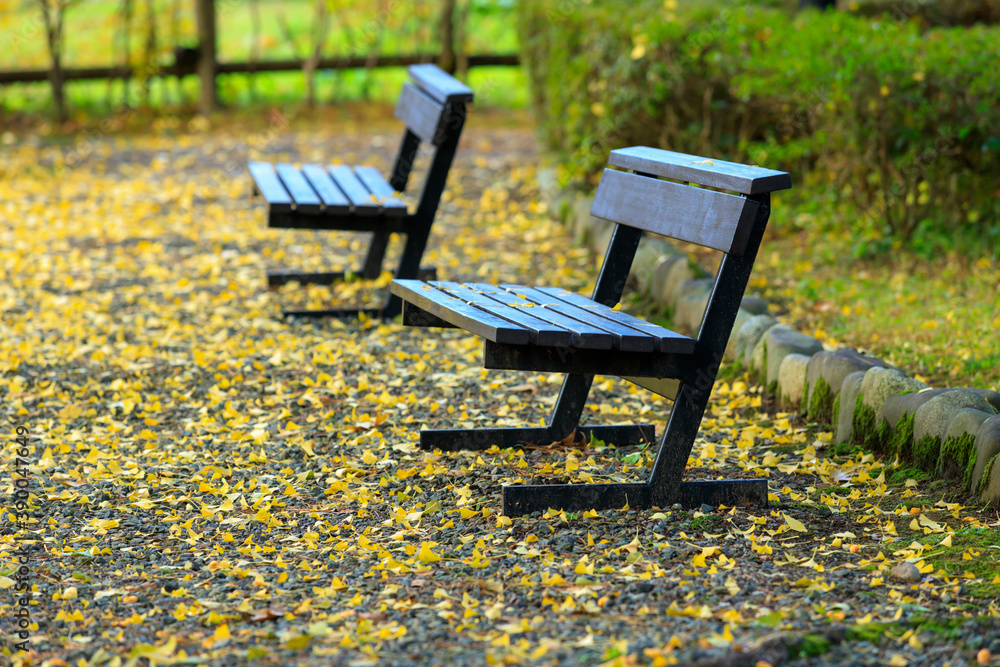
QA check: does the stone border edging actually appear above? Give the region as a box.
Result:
[538,172,1000,507]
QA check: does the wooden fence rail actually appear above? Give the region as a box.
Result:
[0,54,519,86]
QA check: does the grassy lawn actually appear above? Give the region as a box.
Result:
[749,190,1000,392]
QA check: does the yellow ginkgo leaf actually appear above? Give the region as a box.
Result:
[416,542,442,564]
[784,514,808,532]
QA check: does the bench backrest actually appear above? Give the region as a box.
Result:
[589,146,790,346]
[387,64,473,218]
[592,147,790,257]
[394,64,474,147]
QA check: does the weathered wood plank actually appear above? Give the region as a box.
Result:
[498,285,657,353]
[248,161,292,212]
[408,63,474,103]
[394,83,446,145]
[274,164,322,214]
[328,165,381,215]
[609,146,791,195]
[390,280,530,345]
[591,169,759,256]
[533,286,696,355]
[353,166,408,216]
[301,164,351,213]
[468,283,615,350]
[436,282,573,348]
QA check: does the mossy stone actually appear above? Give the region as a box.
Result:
[777,353,811,410]
[980,452,1000,506]
[937,408,990,488]
[852,395,878,448]
[970,416,1000,496]
[764,328,823,392]
[886,412,916,461]
[725,308,753,360]
[835,371,867,445]
[881,388,952,430]
[735,314,777,367]
[912,434,941,473]
[805,349,886,422]
[860,367,927,419]
[912,390,995,449]
[969,388,1000,413]
[938,433,977,487]
[808,376,834,424]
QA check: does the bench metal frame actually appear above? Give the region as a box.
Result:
[392,147,791,515]
[250,64,472,319]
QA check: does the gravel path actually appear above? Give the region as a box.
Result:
[0,111,998,666]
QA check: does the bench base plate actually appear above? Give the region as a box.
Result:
[419,424,655,452]
[502,479,768,515]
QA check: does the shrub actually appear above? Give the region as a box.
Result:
[518,0,1000,253]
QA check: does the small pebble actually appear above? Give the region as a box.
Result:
[700,503,714,513]
[888,562,921,583]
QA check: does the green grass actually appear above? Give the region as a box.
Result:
[750,188,1000,393]
[925,528,1000,600]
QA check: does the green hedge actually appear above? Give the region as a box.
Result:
[517,0,1000,253]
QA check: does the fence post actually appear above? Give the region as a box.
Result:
[196,0,217,114]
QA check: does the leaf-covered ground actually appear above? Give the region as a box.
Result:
[2,110,999,666]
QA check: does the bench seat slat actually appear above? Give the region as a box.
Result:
[353,166,408,216]
[328,165,381,215]
[591,169,759,256]
[536,286,696,354]
[435,282,574,348]
[301,164,351,213]
[497,285,657,353]
[508,285,695,355]
[408,63,474,103]
[275,164,322,214]
[248,161,293,212]
[390,280,530,345]
[467,283,615,350]
[609,146,792,195]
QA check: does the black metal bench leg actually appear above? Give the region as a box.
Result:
[501,383,767,515]
[272,228,437,319]
[361,232,392,280]
[419,374,656,451]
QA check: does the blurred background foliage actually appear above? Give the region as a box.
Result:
[2,0,998,257]
[0,0,523,115]
[518,0,1000,257]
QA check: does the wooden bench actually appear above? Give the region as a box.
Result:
[391,147,791,515]
[249,64,472,319]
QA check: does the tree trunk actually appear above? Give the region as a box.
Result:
[249,0,261,101]
[438,0,457,75]
[455,0,470,80]
[303,0,330,108]
[142,0,157,106]
[39,0,68,124]
[122,0,133,107]
[195,0,218,115]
